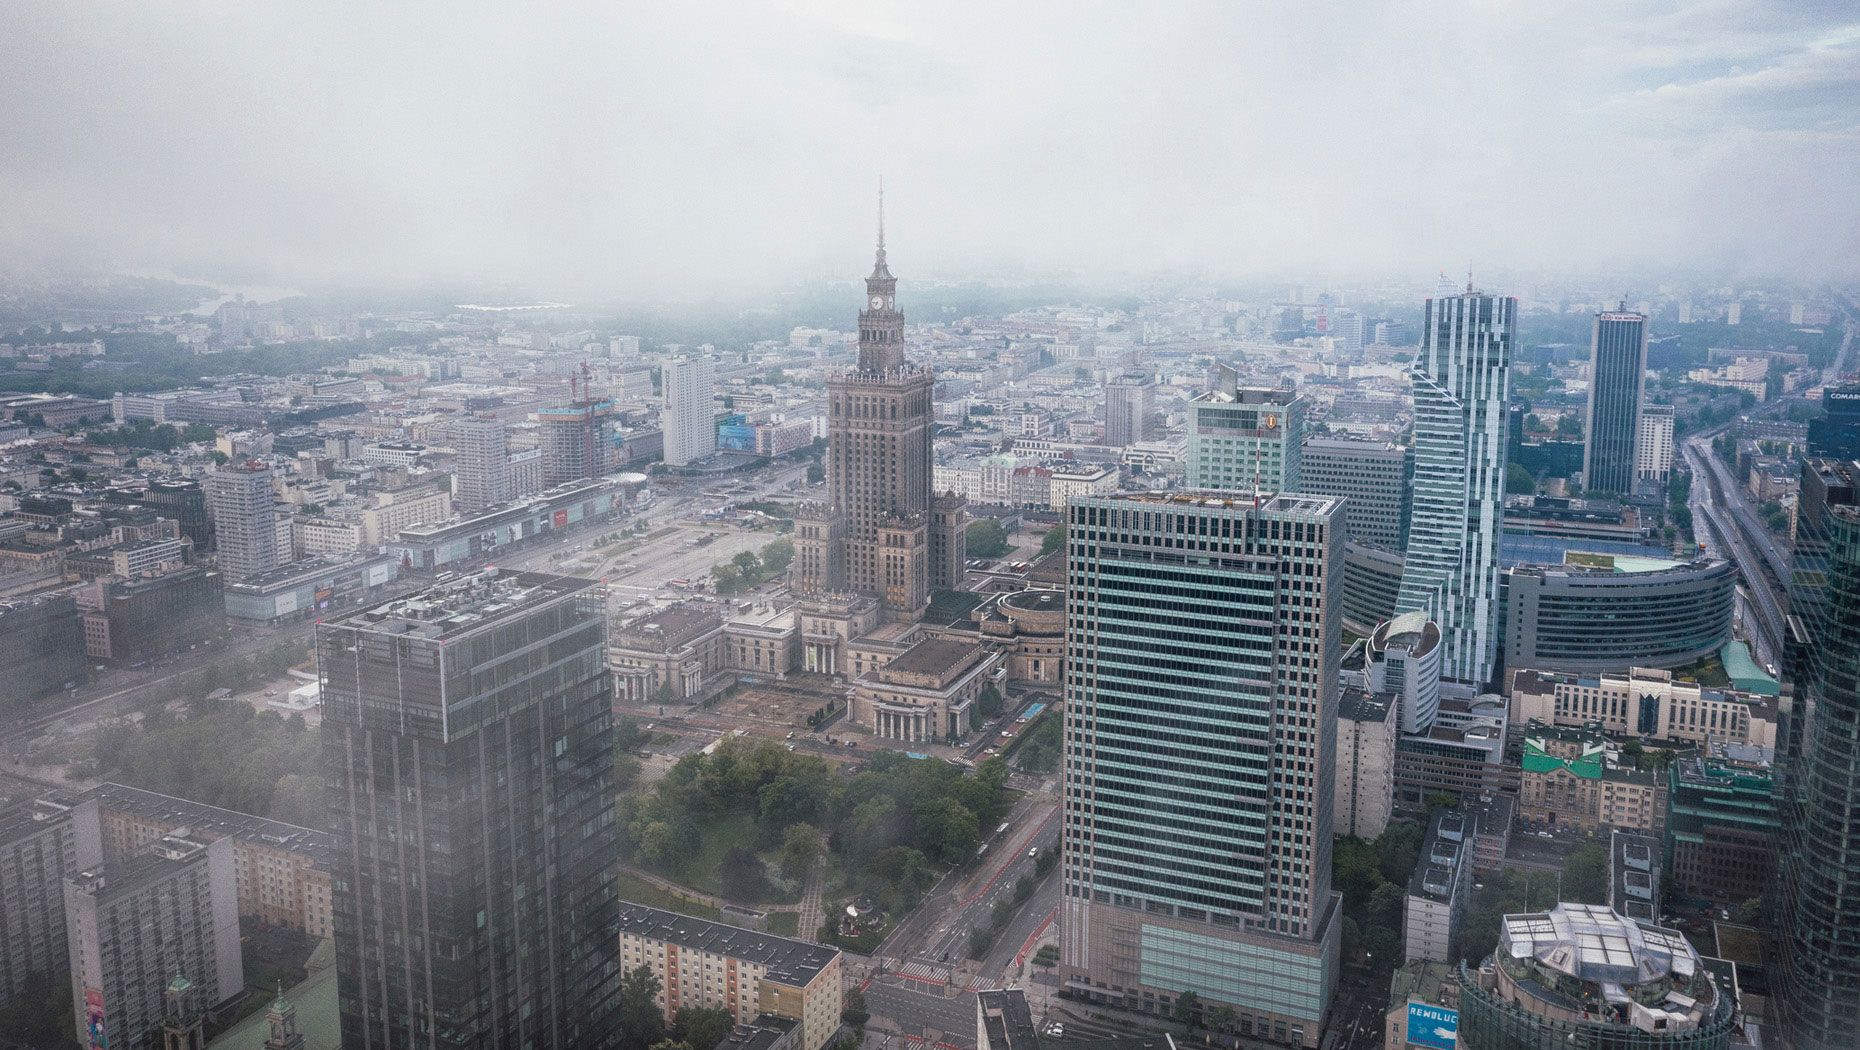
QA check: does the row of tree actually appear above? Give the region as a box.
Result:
[713,538,794,595]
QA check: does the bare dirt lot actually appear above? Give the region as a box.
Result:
[714,677,848,729]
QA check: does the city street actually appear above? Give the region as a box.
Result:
[1683,436,1786,667]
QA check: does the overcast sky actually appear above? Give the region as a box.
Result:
[1,2,1855,300]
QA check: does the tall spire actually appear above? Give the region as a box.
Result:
[870,177,892,280]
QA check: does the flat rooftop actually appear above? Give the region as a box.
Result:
[337,569,593,642]
[82,782,329,864]
[883,636,986,679]
[615,902,838,987]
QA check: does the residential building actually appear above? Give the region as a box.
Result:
[205,462,282,581]
[663,354,718,467]
[1773,456,1860,1049]
[851,636,1003,743]
[615,903,843,1050]
[359,441,427,468]
[358,485,452,547]
[1507,666,1776,749]
[85,782,332,939]
[791,218,963,620]
[0,797,101,1008]
[1103,373,1154,447]
[65,831,241,1050]
[1518,730,1663,835]
[1404,810,1476,964]
[1636,403,1675,485]
[318,571,620,1049]
[1047,465,1118,513]
[450,415,513,512]
[1398,285,1515,686]
[1581,308,1649,495]
[1664,743,1775,910]
[1457,905,1737,1049]
[1185,376,1305,494]
[1060,492,1344,1049]
[1300,437,1411,550]
[1335,687,1396,840]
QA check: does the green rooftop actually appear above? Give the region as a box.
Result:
[1719,641,1780,696]
[1523,737,1605,780]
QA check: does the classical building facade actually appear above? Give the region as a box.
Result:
[850,637,1003,744]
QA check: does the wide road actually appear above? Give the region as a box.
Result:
[1683,437,1786,667]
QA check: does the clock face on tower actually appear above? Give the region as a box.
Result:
[870,295,885,310]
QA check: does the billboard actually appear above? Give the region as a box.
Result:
[85,986,105,1049]
[1406,1003,1457,1050]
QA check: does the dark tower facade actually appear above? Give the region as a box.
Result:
[793,194,964,618]
[319,570,620,1050]
[1581,307,1648,495]
[1772,458,1860,1048]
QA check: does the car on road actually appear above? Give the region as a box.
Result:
[1044,1024,1064,1038]
[1027,846,1039,859]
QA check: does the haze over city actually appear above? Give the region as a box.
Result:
[1,5,1859,1050]
[3,2,1858,298]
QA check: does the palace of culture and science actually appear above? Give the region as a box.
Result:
[792,200,966,623]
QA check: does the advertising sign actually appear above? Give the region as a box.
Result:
[85,986,105,1049]
[1406,1003,1457,1050]
[553,508,569,527]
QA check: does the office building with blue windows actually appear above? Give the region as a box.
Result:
[1058,492,1343,1049]
[1581,307,1649,495]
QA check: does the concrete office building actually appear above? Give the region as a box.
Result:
[1773,457,1860,1049]
[791,217,964,618]
[65,831,241,1050]
[1582,309,1649,495]
[1367,612,1444,735]
[318,571,620,1049]
[1399,284,1515,686]
[1807,384,1860,459]
[1507,667,1776,749]
[0,592,89,707]
[1103,373,1155,447]
[1637,404,1676,485]
[1060,492,1343,1049]
[449,415,513,513]
[615,903,843,1050]
[1501,556,1736,676]
[1404,810,1475,965]
[0,797,101,1009]
[1300,437,1411,550]
[1336,688,1397,840]
[205,462,283,581]
[663,354,718,467]
[1664,743,1775,910]
[1185,372,1305,494]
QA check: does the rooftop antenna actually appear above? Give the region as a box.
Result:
[877,176,886,253]
[1466,267,1475,294]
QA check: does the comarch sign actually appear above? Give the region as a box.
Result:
[1406,1003,1458,1050]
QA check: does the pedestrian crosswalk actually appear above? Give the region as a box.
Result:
[898,961,953,985]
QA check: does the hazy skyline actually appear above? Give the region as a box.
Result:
[2,2,1856,299]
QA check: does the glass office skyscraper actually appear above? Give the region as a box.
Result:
[1058,492,1343,1050]
[1397,284,1515,686]
[319,570,620,1050]
[1581,308,1649,495]
[1773,458,1860,1048]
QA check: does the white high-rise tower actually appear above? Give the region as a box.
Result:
[1396,281,1514,686]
